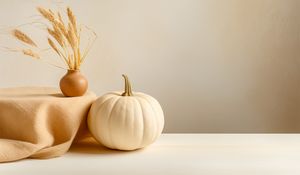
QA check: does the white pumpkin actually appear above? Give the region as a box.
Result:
[88,75,164,150]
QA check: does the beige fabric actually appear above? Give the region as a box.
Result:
[0,87,96,163]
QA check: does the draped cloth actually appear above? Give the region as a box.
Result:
[0,87,96,163]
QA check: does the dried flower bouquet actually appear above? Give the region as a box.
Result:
[9,6,96,70]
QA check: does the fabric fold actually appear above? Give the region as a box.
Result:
[0,87,96,163]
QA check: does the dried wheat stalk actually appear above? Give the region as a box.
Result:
[37,7,55,23]
[47,38,60,56]
[67,7,77,36]
[12,29,37,47]
[22,49,40,59]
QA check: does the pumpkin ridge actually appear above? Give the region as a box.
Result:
[136,93,164,134]
[130,98,136,148]
[130,98,143,149]
[107,96,121,149]
[93,95,116,115]
[135,98,146,147]
[137,95,159,143]
[91,95,117,143]
[119,97,129,148]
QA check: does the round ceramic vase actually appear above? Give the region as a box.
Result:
[60,70,88,97]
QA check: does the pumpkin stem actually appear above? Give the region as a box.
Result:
[122,74,133,96]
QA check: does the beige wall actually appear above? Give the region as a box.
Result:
[0,0,299,132]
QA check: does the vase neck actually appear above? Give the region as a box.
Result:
[68,69,80,73]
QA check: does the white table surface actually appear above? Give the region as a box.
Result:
[1,134,300,175]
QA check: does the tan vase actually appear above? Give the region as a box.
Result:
[60,70,88,97]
